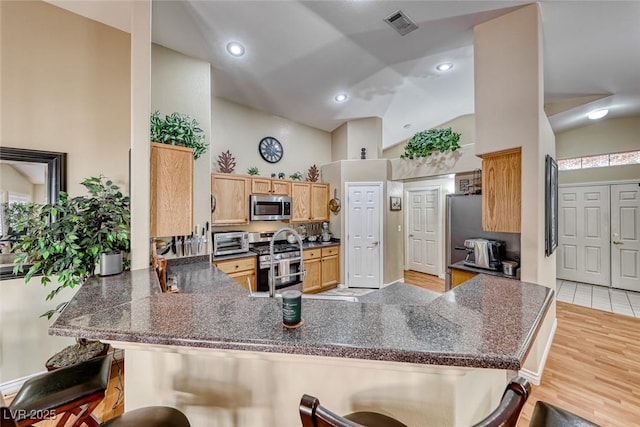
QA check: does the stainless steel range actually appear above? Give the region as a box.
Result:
[249,232,303,293]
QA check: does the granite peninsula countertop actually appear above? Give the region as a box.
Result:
[49,260,553,370]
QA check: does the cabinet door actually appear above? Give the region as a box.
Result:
[303,258,322,293]
[211,173,250,225]
[150,143,193,237]
[321,255,339,289]
[271,180,291,196]
[228,270,256,292]
[310,183,329,221]
[482,149,521,232]
[291,182,311,222]
[251,178,272,195]
[451,269,477,288]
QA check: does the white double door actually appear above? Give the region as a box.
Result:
[406,188,440,276]
[557,183,640,291]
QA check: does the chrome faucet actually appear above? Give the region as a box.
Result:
[268,227,306,297]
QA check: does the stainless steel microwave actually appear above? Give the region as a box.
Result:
[250,195,291,221]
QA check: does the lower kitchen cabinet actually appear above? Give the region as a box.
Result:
[320,246,339,289]
[451,268,478,289]
[303,246,340,292]
[213,256,256,292]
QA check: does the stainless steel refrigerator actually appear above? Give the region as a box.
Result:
[445,194,521,289]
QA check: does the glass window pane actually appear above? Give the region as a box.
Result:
[558,158,581,171]
[610,150,640,166]
[581,154,609,169]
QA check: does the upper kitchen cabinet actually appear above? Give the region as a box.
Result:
[482,148,521,233]
[291,182,329,222]
[251,177,290,196]
[211,173,250,225]
[150,143,193,237]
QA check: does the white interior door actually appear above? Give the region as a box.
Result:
[346,183,382,289]
[557,185,610,286]
[406,188,439,275]
[611,183,640,291]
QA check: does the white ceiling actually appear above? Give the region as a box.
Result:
[50,1,640,148]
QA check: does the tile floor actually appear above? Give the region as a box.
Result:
[556,279,640,318]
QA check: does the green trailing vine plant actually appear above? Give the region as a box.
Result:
[11,176,130,319]
[247,166,259,176]
[400,127,461,159]
[150,111,208,160]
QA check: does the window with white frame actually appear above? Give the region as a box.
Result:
[557,149,640,171]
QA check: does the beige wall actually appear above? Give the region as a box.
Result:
[556,116,640,184]
[211,97,331,179]
[331,122,348,162]
[0,164,33,201]
[474,4,556,380]
[0,0,131,383]
[383,114,476,159]
[151,44,211,240]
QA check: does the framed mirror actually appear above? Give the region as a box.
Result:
[0,147,67,279]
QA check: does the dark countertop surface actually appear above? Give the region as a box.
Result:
[50,261,552,370]
[450,261,520,280]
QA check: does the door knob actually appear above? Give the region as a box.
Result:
[612,240,624,245]
[408,234,414,237]
[372,241,379,246]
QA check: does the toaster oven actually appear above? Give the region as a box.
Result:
[212,231,249,256]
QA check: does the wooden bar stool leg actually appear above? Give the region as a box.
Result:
[67,399,101,427]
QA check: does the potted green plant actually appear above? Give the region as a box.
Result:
[400,127,461,159]
[12,176,130,318]
[150,110,208,159]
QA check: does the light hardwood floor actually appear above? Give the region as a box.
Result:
[403,270,445,293]
[517,301,640,426]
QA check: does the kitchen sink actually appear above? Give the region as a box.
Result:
[249,292,358,302]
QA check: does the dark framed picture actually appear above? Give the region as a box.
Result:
[545,155,558,256]
[459,179,469,193]
[390,196,402,211]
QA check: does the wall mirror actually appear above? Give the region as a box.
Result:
[0,147,67,279]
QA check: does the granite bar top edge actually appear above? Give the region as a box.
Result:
[49,261,553,371]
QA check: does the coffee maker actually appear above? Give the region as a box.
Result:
[463,238,505,271]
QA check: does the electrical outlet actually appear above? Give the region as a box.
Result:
[397,225,402,232]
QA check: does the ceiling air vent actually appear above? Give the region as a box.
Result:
[384,10,418,36]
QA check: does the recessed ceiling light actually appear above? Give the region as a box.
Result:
[436,63,453,72]
[403,124,411,129]
[334,93,348,103]
[587,109,608,120]
[226,42,245,57]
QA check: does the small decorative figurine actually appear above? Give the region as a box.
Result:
[217,150,236,173]
[278,172,285,179]
[271,173,277,178]
[307,164,319,182]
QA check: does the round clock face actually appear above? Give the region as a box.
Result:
[258,137,283,163]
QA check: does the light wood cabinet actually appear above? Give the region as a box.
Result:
[251,177,290,196]
[214,256,256,292]
[291,182,311,222]
[291,182,329,222]
[302,246,340,292]
[320,246,339,289]
[150,143,193,237]
[302,249,322,293]
[482,148,521,233]
[451,268,478,289]
[211,173,251,225]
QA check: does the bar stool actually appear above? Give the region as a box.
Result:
[529,401,601,427]
[300,376,531,427]
[7,354,190,427]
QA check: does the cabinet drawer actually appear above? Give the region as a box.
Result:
[303,249,321,260]
[321,246,339,257]
[214,257,256,274]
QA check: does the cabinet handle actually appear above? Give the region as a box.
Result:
[211,194,216,214]
[235,265,239,269]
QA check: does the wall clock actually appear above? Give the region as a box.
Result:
[258,136,283,163]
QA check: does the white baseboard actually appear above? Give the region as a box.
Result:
[1,371,45,397]
[518,318,557,386]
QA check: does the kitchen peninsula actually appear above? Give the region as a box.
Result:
[49,259,552,427]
